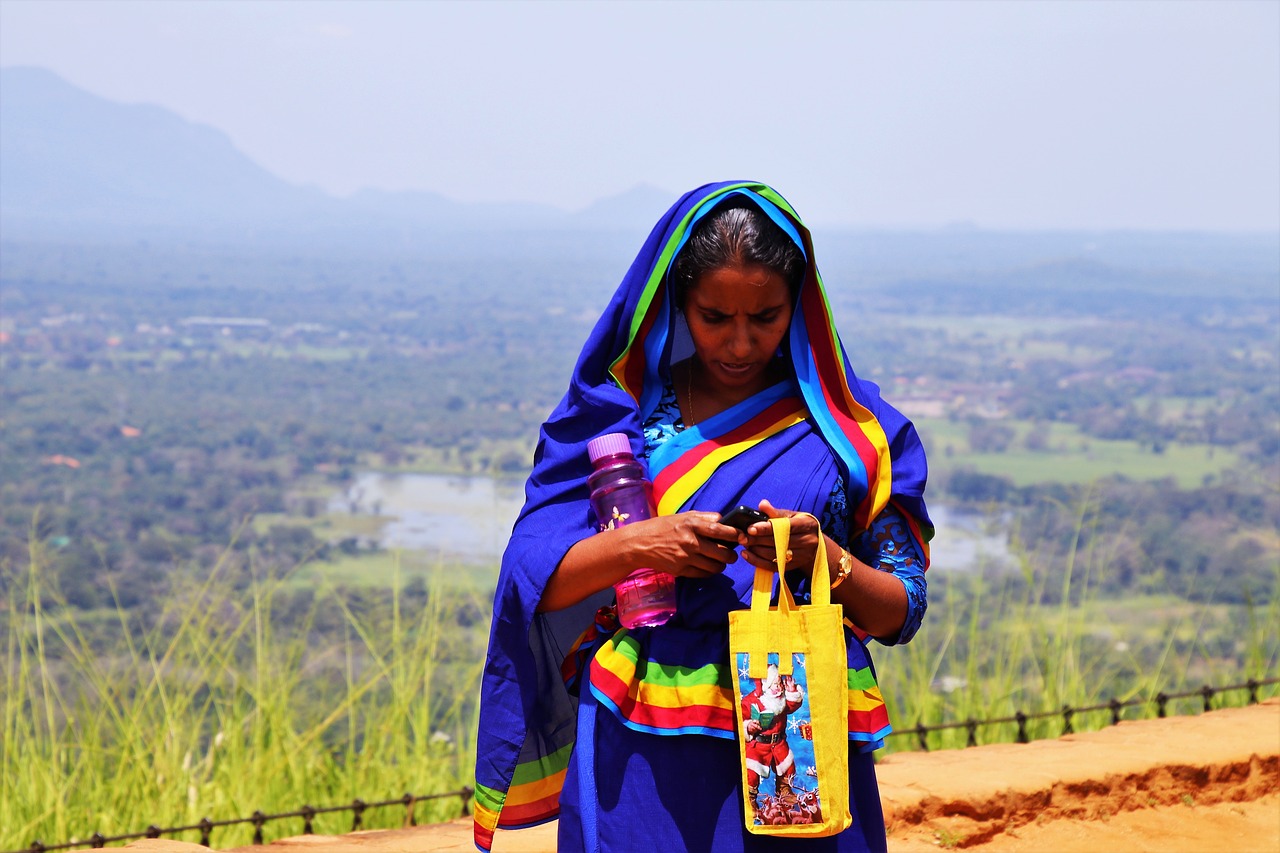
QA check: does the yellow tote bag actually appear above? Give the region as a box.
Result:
[727,515,852,836]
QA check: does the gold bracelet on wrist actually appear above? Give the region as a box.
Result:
[831,549,854,590]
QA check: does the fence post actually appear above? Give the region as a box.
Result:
[965,719,978,748]
[198,817,213,847]
[1247,678,1259,704]
[89,833,106,849]
[916,721,929,752]
[1109,697,1122,725]
[1200,684,1214,712]
[251,811,267,845]
[1061,705,1074,735]
[1156,692,1168,718]
[402,793,417,827]
[1015,710,1028,744]
[351,799,367,831]
[302,805,316,835]
[145,826,161,840]
[460,785,474,817]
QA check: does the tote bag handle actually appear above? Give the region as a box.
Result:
[745,513,831,678]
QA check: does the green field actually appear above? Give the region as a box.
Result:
[292,549,497,591]
[918,417,1239,487]
[250,511,499,591]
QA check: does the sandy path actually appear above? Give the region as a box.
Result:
[876,698,1278,852]
[128,699,1279,853]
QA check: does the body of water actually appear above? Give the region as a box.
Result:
[329,472,527,563]
[926,504,1015,572]
[330,472,1012,570]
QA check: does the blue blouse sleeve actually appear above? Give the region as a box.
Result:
[821,478,928,647]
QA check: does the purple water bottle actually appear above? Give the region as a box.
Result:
[586,432,677,629]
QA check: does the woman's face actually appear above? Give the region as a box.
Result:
[684,264,793,398]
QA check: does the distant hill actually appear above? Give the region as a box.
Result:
[0,66,343,233]
[569,183,675,232]
[0,66,671,241]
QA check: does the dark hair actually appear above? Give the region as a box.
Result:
[669,199,806,308]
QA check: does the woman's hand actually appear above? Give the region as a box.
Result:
[621,511,741,579]
[538,511,740,612]
[734,499,912,640]
[737,499,826,576]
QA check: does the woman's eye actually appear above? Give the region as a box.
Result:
[753,312,782,324]
[700,313,728,324]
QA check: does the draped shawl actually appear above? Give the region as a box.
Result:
[473,181,931,851]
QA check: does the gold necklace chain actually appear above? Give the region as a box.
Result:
[684,361,697,427]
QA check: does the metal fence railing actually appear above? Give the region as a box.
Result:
[10,788,472,853]
[886,677,1278,751]
[9,676,1277,852]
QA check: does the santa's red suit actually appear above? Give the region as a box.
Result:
[741,666,804,796]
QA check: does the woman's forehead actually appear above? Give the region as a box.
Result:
[687,265,791,308]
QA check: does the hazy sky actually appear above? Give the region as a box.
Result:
[2,0,1277,230]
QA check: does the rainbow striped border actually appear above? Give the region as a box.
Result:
[651,394,808,516]
[472,743,571,850]
[587,630,738,738]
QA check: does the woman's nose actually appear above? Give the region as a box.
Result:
[728,323,753,358]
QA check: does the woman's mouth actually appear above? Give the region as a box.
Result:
[717,362,755,376]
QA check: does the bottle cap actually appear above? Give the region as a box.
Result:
[587,432,633,463]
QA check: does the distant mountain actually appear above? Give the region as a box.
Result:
[569,184,675,232]
[0,66,343,234]
[0,66,671,241]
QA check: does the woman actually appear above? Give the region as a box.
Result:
[474,182,931,852]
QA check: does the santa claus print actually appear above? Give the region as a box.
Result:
[737,654,821,825]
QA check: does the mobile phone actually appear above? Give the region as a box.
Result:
[720,505,769,532]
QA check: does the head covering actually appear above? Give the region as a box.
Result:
[473,181,931,850]
[608,183,930,535]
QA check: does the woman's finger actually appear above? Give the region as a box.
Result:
[705,522,742,545]
[796,515,822,539]
[686,510,723,523]
[697,542,736,565]
[740,549,774,570]
[758,501,823,536]
[741,531,783,559]
[741,548,797,572]
[757,498,778,517]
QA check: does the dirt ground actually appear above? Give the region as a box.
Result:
[874,698,1279,853]
[129,698,1279,853]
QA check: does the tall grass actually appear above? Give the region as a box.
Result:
[4,497,1277,848]
[879,494,1280,752]
[1,531,487,850]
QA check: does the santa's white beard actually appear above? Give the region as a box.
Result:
[759,688,788,715]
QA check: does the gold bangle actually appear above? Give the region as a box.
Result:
[831,549,854,590]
